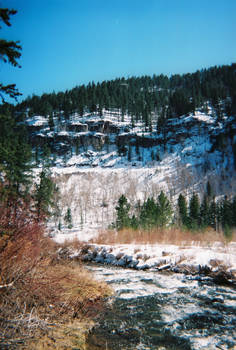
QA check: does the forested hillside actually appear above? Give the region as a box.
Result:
[6,64,235,167]
[16,64,236,126]
[1,64,236,237]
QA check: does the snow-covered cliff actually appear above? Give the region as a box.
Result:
[25,105,236,240]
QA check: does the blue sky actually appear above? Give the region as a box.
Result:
[1,0,236,101]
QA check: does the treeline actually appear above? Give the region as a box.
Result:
[115,187,236,237]
[0,104,57,221]
[16,64,236,128]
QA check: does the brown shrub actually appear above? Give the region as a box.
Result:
[0,200,112,348]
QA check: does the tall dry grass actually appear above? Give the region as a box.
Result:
[92,227,236,246]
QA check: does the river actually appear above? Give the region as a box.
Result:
[85,264,236,350]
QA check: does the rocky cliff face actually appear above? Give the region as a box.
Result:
[26,108,236,239]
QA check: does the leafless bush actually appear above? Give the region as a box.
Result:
[0,199,112,347]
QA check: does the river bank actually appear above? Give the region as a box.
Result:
[58,241,236,285]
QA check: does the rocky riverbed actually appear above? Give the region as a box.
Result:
[84,264,236,350]
[57,242,236,348]
[59,242,236,285]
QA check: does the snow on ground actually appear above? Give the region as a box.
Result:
[29,107,235,276]
[50,150,235,241]
[26,115,48,126]
[54,226,236,277]
[50,162,185,237]
[193,111,215,124]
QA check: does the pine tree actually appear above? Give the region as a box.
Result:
[232,196,236,228]
[64,207,73,229]
[157,191,172,227]
[200,195,210,229]
[209,198,218,231]
[0,113,32,201]
[35,167,57,219]
[42,144,51,167]
[189,192,200,230]
[206,181,213,198]
[0,8,22,101]
[48,114,54,130]
[139,197,158,229]
[178,193,188,227]
[115,195,130,230]
[220,196,234,231]
[130,214,138,230]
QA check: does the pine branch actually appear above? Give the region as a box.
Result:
[0,8,17,28]
[0,39,22,67]
[0,83,22,102]
[0,7,22,100]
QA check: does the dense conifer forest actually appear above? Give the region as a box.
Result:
[15,63,236,128]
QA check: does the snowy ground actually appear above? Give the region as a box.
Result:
[55,233,236,279]
[31,107,236,239]
[38,107,236,278]
[49,158,235,243]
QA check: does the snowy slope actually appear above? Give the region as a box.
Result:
[27,107,236,239]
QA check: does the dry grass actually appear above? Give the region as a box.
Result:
[21,261,112,349]
[56,236,83,251]
[92,227,236,246]
[0,203,112,349]
[27,319,95,350]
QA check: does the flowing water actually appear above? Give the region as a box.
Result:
[85,265,236,350]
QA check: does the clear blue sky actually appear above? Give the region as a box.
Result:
[1,0,236,101]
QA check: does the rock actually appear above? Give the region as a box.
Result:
[104,254,116,264]
[137,264,150,270]
[95,255,105,264]
[81,253,93,262]
[127,260,139,269]
[116,252,124,260]
[123,255,133,264]
[211,270,235,285]
[157,264,171,271]
[57,247,72,260]
[198,265,211,275]
[116,258,127,267]
[80,244,92,254]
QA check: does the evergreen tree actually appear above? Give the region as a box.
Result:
[220,196,234,231]
[139,197,158,229]
[200,195,210,228]
[232,196,236,228]
[64,207,73,229]
[206,181,213,198]
[115,195,130,230]
[209,198,218,231]
[42,144,51,167]
[48,114,54,130]
[157,191,172,227]
[35,167,57,219]
[189,192,200,229]
[178,193,188,227]
[15,63,236,127]
[0,113,32,201]
[130,214,138,230]
[0,8,22,101]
